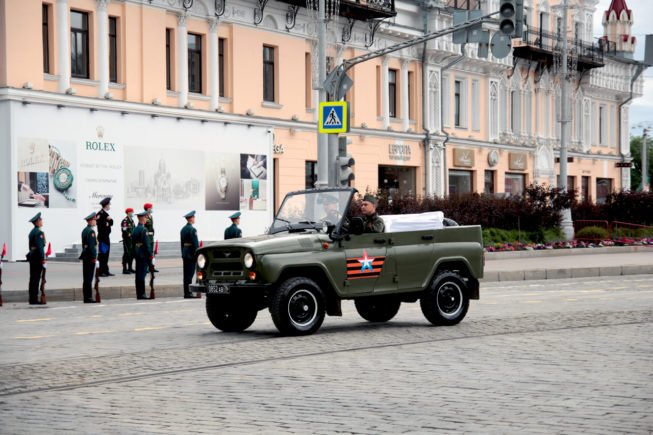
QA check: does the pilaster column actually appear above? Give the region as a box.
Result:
[177,13,189,107]
[56,0,70,93]
[401,59,410,132]
[97,0,109,97]
[382,57,389,129]
[208,18,219,111]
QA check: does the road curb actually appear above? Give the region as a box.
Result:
[481,264,653,283]
[1,284,186,303]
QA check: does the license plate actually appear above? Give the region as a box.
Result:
[207,283,230,294]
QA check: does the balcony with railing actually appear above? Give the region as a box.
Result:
[512,27,608,72]
[277,0,396,21]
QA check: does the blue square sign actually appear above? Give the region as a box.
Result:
[318,102,348,134]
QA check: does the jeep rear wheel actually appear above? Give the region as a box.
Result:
[206,295,257,332]
[420,271,469,326]
[354,297,401,323]
[270,277,325,336]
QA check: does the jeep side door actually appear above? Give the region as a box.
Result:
[390,230,436,291]
[340,233,397,296]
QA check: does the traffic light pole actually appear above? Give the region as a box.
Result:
[558,0,574,240]
[316,0,329,188]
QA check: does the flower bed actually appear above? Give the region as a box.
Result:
[484,237,653,252]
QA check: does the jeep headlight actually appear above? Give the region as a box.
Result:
[197,254,206,269]
[244,252,255,269]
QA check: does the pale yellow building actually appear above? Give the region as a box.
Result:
[0,0,646,256]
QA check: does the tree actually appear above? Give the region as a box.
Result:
[629,135,653,191]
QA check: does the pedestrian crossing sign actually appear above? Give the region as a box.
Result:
[318,101,349,134]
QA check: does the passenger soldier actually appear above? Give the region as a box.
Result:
[132,211,152,300]
[143,203,158,272]
[96,197,114,276]
[26,212,46,305]
[224,212,242,240]
[180,210,200,299]
[80,212,98,303]
[360,194,385,233]
[121,208,135,274]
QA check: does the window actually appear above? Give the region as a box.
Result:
[408,71,413,120]
[511,90,521,135]
[379,166,416,197]
[42,4,50,73]
[596,178,612,204]
[305,52,312,109]
[472,80,480,131]
[70,10,89,79]
[263,46,276,102]
[484,170,495,194]
[165,29,173,90]
[581,176,590,202]
[442,76,450,128]
[388,69,397,118]
[599,105,606,145]
[557,175,576,194]
[219,38,226,97]
[109,17,118,83]
[505,173,525,196]
[454,80,461,127]
[305,161,318,189]
[449,170,473,195]
[188,33,202,94]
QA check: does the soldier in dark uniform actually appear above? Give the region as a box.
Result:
[180,210,200,299]
[27,212,46,305]
[96,197,114,277]
[360,194,385,233]
[131,211,152,300]
[121,208,135,274]
[224,212,242,240]
[80,212,98,303]
[319,194,342,224]
[143,203,158,272]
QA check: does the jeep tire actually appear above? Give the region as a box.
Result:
[420,271,469,326]
[206,295,258,332]
[270,277,326,336]
[354,297,401,323]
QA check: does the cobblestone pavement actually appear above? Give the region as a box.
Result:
[1,276,652,433]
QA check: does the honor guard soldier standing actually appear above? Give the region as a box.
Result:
[224,212,242,240]
[360,194,385,233]
[26,212,46,305]
[143,203,158,272]
[121,208,135,274]
[80,213,98,303]
[96,197,114,276]
[131,211,152,300]
[180,210,200,298]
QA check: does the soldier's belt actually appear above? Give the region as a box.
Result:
[83,245,88,248]
[135,243,143,247]
[183,243,193,246]
[147,232,154,235]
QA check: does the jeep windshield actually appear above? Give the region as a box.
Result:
[269,189,353,235]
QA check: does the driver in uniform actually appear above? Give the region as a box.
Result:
[319,194,342,224]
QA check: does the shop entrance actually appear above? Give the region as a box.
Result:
[378,166,416,198]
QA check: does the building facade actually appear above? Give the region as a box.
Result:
[0,0,645,257]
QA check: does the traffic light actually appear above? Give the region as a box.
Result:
[515,0,524,38]
[337,137,355,187]
[499,0,516,36]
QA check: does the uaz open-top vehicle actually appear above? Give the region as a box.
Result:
[191,187,484,335]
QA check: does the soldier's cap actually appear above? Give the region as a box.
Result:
[136,210,149,217]
[99,197,112,206]
[184,210,196,219]
[84,212,97,221]
[143,203,153,210]
[229,212,241,220]
[29,212,42,223]
[362,194,378,205]
[318,193,338,205]
[125,207,134,214]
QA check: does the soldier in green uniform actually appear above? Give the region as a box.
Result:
[121,207,135,274]
[26,212,46,305]
[360,194,385,233]
[143,202,158,272]
[224,212,242,240]
[180,210,200,298]
[132,210,152,300]
[80,212,98,303]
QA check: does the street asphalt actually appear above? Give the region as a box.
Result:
[0,245,651,304]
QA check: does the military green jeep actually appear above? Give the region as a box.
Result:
[191,188,483,336]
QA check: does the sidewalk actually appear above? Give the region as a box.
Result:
[0,246,652,303]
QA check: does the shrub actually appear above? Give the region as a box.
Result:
[575,226,609,241]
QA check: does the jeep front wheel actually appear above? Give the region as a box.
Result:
[206,295,258,332]
[270,277,326,336]
[420,271,469,326]
[354,297,401,322]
